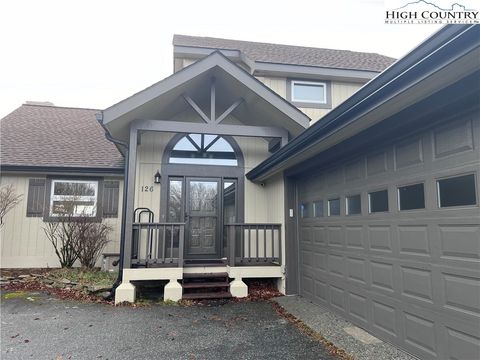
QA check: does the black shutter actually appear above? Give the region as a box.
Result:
[26,179,46,217]
[102,180,120,218]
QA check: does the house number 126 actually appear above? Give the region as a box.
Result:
[141,185,154,192]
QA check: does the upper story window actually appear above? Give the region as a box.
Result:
[287,79,331,109]
[169,134,238,166]
[50,180,98,217]
[291,80,327,104]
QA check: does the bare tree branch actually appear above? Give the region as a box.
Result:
[0,184,23,228]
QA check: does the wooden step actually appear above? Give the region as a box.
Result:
[182,291,232,300]
[183,272,229,279]
[181,281,229,289]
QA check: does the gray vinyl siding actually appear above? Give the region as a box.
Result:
[296,113,480,360]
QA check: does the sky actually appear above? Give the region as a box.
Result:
[0,0,456,119]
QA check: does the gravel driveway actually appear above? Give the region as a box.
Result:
[1,291,335,360]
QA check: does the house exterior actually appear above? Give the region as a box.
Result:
[0,105,125,268]
[1,36,390,272]
[1,25,479,360]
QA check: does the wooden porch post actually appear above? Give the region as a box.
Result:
[122,126,138,268]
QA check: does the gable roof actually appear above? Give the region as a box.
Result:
[0,104,124,172]
[173,35,396,72]
[102,51,310,139]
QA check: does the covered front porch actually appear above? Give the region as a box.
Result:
[99,52,309,303]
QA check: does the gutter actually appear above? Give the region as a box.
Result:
[95,113,129,296]
[246,24,479,181]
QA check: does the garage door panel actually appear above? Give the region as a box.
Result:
[330,285,347,313]
[345,225,365,249]
[438,224,480,261]
[400,265,434,304]
[327,226,344,247]
[347,256,368,285]
[397,225,431,257]
[367,225,393,253]
[312,226,327,244]
[328,253,345,278]
[314,279,329,304]
[370,260,396,294]
[403,312,438,359]
[444,327,480,360]
[348,291,369,326]
[372,300,398,339]
[441,272,480,318]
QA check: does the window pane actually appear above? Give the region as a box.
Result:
[369,190,388,213]
[300,203,310,218]
[170,134,238,166]
[346,195,361,215]
[52,201,96,216]
[399,183,425,210]
[313,200,324,217]
[168,179,183,222]
[438,174,477,207]
[328,198,340,216]
[53,181,96,196]
[293,82,325,103]
[224,181,236,224]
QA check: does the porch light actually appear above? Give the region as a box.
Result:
[154,170,161,184]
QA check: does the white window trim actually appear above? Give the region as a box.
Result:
[291,80,327,104]
[50,179,98,217]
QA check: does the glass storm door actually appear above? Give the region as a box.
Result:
[185,178,220,258]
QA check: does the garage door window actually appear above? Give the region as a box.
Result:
[398,183,425,210]
[369,190,388,213]
[437,174,477,208]
[300,203,310,218]
[346,194,361,215]
[328,198,340,216]
[313,200,324,217]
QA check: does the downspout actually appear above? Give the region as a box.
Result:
[95,113,129,296]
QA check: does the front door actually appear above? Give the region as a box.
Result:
[185,178,220,258]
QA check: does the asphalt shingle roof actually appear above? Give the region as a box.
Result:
[173,35,396,72]
[0,104,124,170]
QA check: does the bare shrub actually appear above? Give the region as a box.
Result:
[43,204,112,269]
[43,214,79,268]
[73,218,112,269]
[0,184,23,228]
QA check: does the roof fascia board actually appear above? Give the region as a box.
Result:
[253,62,379,82]
[174,45,242,61]
[103,51,310,129]
[246,25,479,181]
[0,165,124,176]
[174,45,256,72]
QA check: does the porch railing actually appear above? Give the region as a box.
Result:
[225,223,282,266]
[131,222,185,267]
